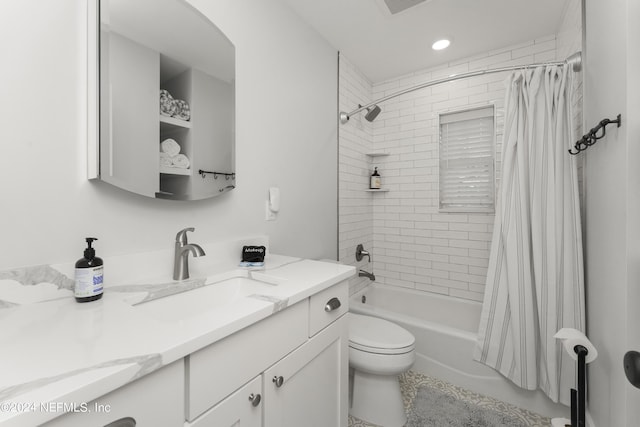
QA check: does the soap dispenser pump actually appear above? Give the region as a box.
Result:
[74,237,104,303]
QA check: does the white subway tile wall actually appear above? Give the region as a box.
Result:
[339,0,582,301]
[339,56,375,295]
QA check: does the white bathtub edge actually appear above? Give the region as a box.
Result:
[349,284,570,419]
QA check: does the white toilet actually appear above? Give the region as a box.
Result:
[349,313,416,427]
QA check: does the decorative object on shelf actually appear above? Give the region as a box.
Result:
[370,167,381,189]
[198,169,236,180]
[160,89,177,117]
[159,89,191,121]
[174,99,191,121]
[569,114,621,155]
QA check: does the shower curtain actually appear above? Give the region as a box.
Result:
[473,65,584,405]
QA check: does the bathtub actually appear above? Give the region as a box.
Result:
[350,283,567,418]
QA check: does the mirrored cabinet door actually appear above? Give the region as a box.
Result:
[92,0,236,201]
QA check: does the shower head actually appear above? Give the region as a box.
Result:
[339,103,383,124]
[364,104,381,122]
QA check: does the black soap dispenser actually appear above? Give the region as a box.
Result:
[74,237,104,303]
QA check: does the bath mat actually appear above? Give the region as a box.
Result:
[349,371,551,427]
[405,384,527,427]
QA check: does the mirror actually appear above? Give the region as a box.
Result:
[92,0,235,201]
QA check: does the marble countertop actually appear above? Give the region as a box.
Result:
[0,238,355,426]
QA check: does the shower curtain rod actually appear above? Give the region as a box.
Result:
[339,51,582,124]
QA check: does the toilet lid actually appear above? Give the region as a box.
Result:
[349,314,415,354]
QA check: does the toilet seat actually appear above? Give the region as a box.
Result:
[349,314,415,355]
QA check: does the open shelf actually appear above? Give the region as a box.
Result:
[160,115,192,129]
[160,165,192,176]
[366,152,389,192]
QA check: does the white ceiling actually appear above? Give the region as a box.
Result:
[282,0,570,83]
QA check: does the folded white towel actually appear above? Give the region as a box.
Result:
[160,138,181,156]
[171,154,190,169]
[159,154,172,167]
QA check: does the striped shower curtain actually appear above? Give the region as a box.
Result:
[473,65,585,405]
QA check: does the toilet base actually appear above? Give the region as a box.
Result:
[349,369,407,427]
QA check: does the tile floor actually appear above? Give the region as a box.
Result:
[348,370,551,427]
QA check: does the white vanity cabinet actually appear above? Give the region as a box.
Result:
[42,280,349,427]
[186,375,263,427]
[260,282,349,427]
[187,280,349,427]
[42,360,184,427]
[263,317,348,427]
[185,300,309,421]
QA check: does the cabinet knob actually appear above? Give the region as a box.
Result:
[248,393,262,407]
[272,375,285,387]
[324,297,341,312]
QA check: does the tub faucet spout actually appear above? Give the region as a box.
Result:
[173,227,206,281]
[359,269,375,281]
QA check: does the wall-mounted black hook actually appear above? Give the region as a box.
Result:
[198,170,236,180]
[569,114,621,155]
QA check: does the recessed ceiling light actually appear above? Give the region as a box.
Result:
[432,39,451,51]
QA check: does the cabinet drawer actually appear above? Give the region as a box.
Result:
[308,280,348,336]
[187,375,262,427]
[42,360,184,427]
[187,300,308,421]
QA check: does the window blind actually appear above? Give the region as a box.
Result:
[439,106,495,212]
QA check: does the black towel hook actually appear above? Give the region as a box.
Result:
[198,169,236,180]
[569,114,621,155]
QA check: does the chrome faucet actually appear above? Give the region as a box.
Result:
[355,244,375,281]
[173,227,206,281]
[359,269,376,281]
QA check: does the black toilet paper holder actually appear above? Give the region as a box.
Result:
[570,345,589,427]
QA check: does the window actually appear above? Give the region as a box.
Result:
[439,106,495,212]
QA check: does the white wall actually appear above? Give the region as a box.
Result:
[584,0,640,424]
[557,0,585,216]
[0,0,338,270]
[338,55,375,294]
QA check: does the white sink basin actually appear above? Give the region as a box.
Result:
[133,277,274,322]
